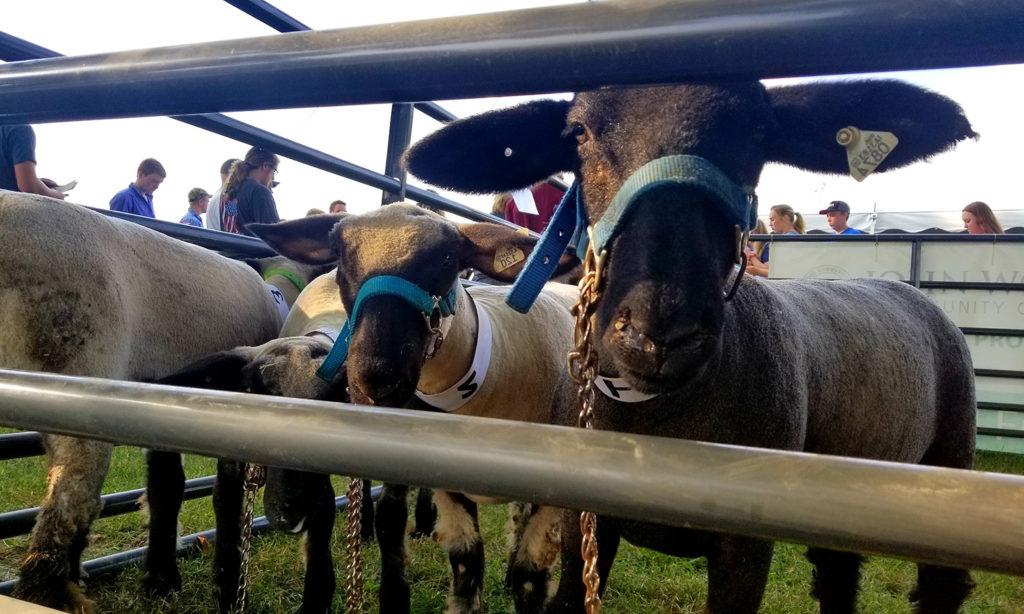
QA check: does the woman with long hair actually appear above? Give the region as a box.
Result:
[748,218,769,260]
[746,204,804,277]
[962,201,1004,234]
[220,147,281,235]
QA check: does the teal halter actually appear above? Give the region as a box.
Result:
[505,154,756,313]
[316,275,459,382]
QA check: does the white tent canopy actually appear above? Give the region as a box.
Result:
[783,210,1024,234]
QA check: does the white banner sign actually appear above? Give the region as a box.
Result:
[922,289,1024,331]
[920,243,1024,284]
[769,242,912,280]
[964,334,1024,372]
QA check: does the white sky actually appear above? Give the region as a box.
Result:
[6,1,1022,226]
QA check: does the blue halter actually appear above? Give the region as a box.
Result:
[316,275,459,382]
[505,155,757,313]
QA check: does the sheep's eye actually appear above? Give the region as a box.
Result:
[570,122,588,144]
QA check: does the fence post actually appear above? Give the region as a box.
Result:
[381,103,414,205]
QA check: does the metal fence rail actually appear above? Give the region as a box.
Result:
[1,1,1022,123]
[0,369,1021,576]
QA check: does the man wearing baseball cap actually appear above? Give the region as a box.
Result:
[180,187,211,227]
[819,200,865,235]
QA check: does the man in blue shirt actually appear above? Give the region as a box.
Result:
[179,187,210,227]
[110,158,165,218]
[820,200,866,235]
[1,124,67,199]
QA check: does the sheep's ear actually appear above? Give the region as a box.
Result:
[249,214,345,265]
[157,349,256,392]
[765,80,976,175]
[403,99,576,194]
[459,223,579,283]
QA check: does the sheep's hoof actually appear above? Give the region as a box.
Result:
[13,580,95,614]
[142,566,182,595]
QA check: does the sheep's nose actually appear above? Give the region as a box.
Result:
[350,366,402,406]
[615,313,661,356]
[612,310,703,360]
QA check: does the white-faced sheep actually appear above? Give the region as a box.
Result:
[241,203,581,613]
[401,79,978,613]
[0,191,322,612]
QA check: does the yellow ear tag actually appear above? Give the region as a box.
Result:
[494,244,526,273]
[836,126,899,182]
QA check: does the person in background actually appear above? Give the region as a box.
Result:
[502,178,565,233]
[180,188,210,227]
[745,219,769,261]
[1,124,66,199]
[206,158,240,231]
[962,201,1004,234]
[491,192,511,219]
[110,158,165,218]
[746,204,805,277]
[306,208,326,216]
[820,200,865,235]
[221,147,280,236]
[329,200,347,214]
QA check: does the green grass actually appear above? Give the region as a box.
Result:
[1,447,1022,612]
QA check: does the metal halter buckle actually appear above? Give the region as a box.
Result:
[423,297,445,358]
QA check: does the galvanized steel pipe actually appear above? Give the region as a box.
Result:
[1,0,1022,123]
[0,369,1020,576]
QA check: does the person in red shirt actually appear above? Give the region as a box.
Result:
[502,180,565,234]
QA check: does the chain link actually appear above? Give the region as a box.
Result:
[566,237,607,614]
[344,478,365,613]
[233,462,266,614]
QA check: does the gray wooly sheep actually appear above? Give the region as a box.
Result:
[0,191,319,613]
[402,79,978,613]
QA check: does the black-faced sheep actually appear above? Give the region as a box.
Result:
[401,79,978,613]
[250,203,580,613]
[0,192,321,612]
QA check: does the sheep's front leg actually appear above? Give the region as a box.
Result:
[375,483,411,614]
[143,449,185,595]
[213,459,245,614]
[412,486,437,538]
[433,491,484,614]
[13,435,112,614]
[507,504,561,613]
[705,535,772,614]
[299,475,336,614]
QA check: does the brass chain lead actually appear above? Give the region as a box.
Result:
[344,477,365,613]
[234,462,266,614]
[566,236,607,614]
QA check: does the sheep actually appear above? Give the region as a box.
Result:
[0,191,323,613]
[151,272,345,613]
[249,203,580,613]
[400,79,979,613]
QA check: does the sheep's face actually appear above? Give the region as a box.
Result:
[336,205,464,407]
[403,78,974,394]
[155,337,341,534]
[568,84,773,390]
[249,205,576,409]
